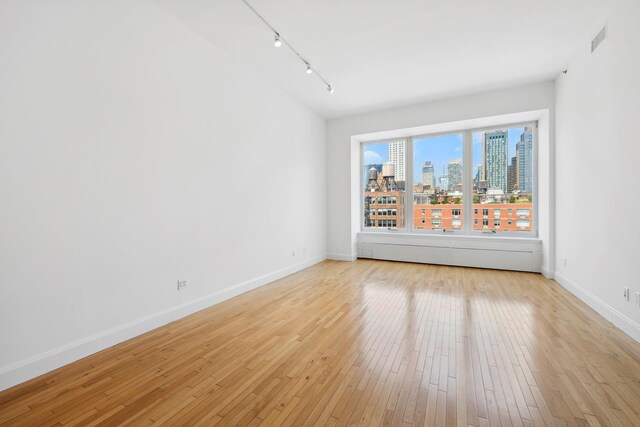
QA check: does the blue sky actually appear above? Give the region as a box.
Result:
[414,134,463,183]
[364,127,525,183]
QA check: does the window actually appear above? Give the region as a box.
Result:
[362,123,535,236]
[363,140,406,229]
[412,134,464,232]
[472,125,535,234]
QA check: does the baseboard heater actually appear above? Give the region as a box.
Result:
[357,236,542,273]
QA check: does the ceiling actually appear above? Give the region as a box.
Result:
[151,0,605,119]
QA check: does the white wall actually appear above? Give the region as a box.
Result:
[326,82,555,271]
[0,0,326,390]
[555,0,640,340]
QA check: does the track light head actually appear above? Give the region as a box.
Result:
[327,85,334,94]
[306,64,313,74]
[274,34,282,47]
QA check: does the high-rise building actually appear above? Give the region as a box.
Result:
[474,164,482,192]
[388,141,405,182]
[447,159,462,192]
[483,130,508,193]
[439,165,449,192]
[517,126,533,193]
[422,161,435,193]
[507,156,517,192]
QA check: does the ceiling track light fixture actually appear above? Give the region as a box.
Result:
[240,0,335,94]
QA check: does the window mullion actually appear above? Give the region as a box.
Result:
[406,137,413,232]
[463,130,473,234]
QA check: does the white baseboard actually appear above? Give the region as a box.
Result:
[554,272,640,343]
[541,266,554,279]
[327,252,357,261]
[0,255,326,392]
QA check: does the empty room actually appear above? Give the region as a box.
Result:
[1,0,639,425]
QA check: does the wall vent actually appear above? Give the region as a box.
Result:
[591,26,607,53]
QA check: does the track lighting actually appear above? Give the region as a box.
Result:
[241,0,334,95]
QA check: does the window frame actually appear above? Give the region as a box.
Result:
[360,121,538,238]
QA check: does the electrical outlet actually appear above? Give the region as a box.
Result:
[635,292,640,308]
[563,258,567,268]
[177,280,187,291]
[623,287,629,301]
[291,250,296,258]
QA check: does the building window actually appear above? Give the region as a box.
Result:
[362,123,535,235]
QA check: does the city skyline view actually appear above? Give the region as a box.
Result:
[363,128,527,187]
[363,126,534,233]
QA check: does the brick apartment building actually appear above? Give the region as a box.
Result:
[364,191,406,228]
[414,203,532,232]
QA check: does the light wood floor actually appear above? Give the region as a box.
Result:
[2,260,640,426]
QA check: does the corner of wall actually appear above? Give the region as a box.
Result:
[554,272,640,343]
